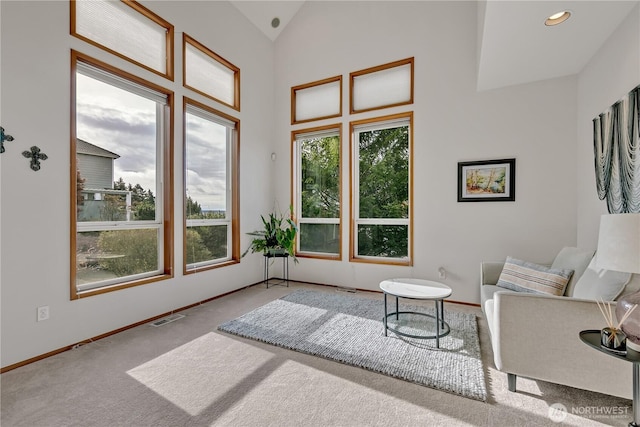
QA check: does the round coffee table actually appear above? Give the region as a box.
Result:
[379,278,452,348]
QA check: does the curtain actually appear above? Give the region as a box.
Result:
[593,85,640,214]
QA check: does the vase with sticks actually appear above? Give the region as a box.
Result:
[598,299,637,354]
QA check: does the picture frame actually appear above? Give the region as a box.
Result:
[457,158,515,202]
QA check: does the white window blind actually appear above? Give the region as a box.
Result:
[294,78,341,123]
[184,39,237,109]
[352,60,413,113]
[74,0,170,76]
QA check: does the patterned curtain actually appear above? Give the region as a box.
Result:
[593,85,640,213]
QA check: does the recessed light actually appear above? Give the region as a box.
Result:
[271,17,280,29]
[545,10,571,26]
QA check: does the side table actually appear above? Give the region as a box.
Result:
[379,278,452,348]
[264,251,289,288]
[580,330,639,427]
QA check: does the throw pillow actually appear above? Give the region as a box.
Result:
[497,256,574,296]
[550,247,595,297]
[572,256,632,301]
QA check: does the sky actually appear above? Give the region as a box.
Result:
[76,72,228,212]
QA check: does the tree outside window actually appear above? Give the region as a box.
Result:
[294,127,341,258]
[352,114,412,263]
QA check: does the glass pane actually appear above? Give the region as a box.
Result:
[185,111,227,217]
[75,0,167,74]
[357,224,408,258]
[186,225,228,264]
[76,229,159,286]
[76,72,158,223]
[352,62,412,111]
[299,223,339,254]
[295,80,341,122]
[358,125,409,219]
[185,43,235,106]
[301,136,340,218]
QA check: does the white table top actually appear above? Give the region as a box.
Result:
[379,278,452,300]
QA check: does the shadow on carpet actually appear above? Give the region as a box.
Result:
[217,289,487,401]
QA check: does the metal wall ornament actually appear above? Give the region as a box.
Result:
[593,85,640,214]
[22,146,48,171]
[0,126,15,153]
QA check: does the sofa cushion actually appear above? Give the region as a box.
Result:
[550,247,595,297]
[572,256,632,301]
[497,257,573,296]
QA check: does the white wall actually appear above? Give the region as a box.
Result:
[274,1,579,303]
[576,3,640,249]
[0,1,274,368]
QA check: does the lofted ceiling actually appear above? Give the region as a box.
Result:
[477,0,638,91]
[231,0,639,91]
[230,1,305,41]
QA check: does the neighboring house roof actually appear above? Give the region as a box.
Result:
[76,139,120,159]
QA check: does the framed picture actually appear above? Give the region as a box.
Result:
[458,158,515,202]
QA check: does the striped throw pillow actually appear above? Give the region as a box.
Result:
[497,257,574,296]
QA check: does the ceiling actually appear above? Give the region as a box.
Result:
[230,0,639,91]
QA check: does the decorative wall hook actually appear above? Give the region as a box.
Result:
[1,126,15,153]
[22,146,48,171]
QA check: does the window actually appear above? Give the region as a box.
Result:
[293,125,342,258]
[184,98,239,273]
[350,113,412,264]
[183,34,240,111]
[71,0,174,80]
[350,58,414,114]
[71,51,173,298]
[291,76,342,124]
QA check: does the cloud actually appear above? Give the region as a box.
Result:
[77,102,158,192]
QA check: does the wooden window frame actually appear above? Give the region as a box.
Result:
[183,33,241,111]
[291,76,342,125]
[349,112,413,266]
[349,57,414,115]
[70,50,174,300]
[70,0,175,81]
[183,97,240,274]
[291,124,342,260]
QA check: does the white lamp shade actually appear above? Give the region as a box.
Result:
[596,213,640,274]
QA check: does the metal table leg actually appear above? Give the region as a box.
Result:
[435,300,441,348]
[632,363,639,427]
[384,293,388,336]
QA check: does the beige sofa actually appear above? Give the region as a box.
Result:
[481,247,640,399]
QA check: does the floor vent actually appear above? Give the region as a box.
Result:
[149,313,185,327]
[336,286,357,293]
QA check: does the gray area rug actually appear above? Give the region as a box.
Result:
[218,289,487,401]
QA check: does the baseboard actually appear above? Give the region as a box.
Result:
[1,279,479,373]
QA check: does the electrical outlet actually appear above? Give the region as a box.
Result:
[438,267,446,280]
[37,306,49,322]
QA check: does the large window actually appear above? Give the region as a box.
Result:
[184,98,239,273]
[350,113,412,264]
[71,51,173,298]
[293,125,342,258]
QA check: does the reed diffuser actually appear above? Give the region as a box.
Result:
[597,299,637,354]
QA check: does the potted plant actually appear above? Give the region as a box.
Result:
[242,207,299,263]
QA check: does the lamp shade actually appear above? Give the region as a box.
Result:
[596,214,640,274]
[597,214,640,351]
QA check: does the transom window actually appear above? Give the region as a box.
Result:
[184,98,239,272]
[293,125,342,258]
[183,34,240,111]
[351,113,412,264]
[71,0,174,80]
[71,51,173,298]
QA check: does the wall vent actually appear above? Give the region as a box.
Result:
[149,313,185,327]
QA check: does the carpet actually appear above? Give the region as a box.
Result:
[218,289,487,401]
